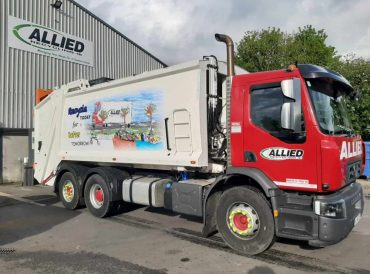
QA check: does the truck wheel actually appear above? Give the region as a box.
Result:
[216,186,275,255]
[59,172,81,210]
[84,174,114,218]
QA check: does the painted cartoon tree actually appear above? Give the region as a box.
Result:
[120,107,130,126]
[144,103,156,135]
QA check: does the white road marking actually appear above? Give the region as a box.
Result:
[0,191,46,207]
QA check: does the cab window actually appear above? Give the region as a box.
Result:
[250,84,306,143]
[251,86,283,133]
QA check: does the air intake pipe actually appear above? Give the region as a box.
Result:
[215,33,235,76]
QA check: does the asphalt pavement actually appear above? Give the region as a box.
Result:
[0,180,369,274]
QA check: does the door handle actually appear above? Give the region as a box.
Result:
[164,118,171,151]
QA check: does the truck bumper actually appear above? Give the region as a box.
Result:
[309,182,364,247]
[273,182,364,246]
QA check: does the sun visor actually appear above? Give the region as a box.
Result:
[297,64,353,93]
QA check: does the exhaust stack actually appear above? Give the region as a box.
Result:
[215,33,235,76]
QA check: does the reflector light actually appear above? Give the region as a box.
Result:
[287,64,297,72]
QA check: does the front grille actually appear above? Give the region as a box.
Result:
[347,161,362,184]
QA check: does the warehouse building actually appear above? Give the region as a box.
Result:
[0,0,166,183]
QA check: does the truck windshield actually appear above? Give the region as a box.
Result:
[306,78,354,136]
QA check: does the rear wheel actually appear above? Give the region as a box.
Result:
[84,174,114,218]
[216,186,275,255]
[58,172,81,210]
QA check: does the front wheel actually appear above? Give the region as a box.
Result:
[84,174,114,218]
[216,186,275,255]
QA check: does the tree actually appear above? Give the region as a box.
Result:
[144,103,156,135]
[289,25,339,67]
[235,25,340,72]
[120,107,130,126]
[235,27,289,72]
[335,56,370,140]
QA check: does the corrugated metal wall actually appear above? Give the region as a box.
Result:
[0,0,166,129]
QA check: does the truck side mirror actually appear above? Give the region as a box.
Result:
[281,78,302,132]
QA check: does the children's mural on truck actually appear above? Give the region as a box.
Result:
[63,90,164,151]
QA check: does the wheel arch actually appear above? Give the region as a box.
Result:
[82,167,130,202]
[54,162,89,195]
[202,167,279,237]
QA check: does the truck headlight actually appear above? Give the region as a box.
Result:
[314,200,345,218]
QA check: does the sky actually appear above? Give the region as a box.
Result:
[75,0,370,66]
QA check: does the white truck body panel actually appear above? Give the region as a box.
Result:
[34,60,210,185]
[34,60,247,185]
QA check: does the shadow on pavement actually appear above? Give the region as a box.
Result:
[0,250,166,274]
[0,196,81,246]
[114,202,144,215]
[112,202,203,223]
[21,195,60,205]
[276,237,322,250]
[144,207,203,223]
[248,266,276,274]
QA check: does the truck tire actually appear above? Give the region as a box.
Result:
[58,172,81,210]
[216,186,275,255]
[84,174,115,218]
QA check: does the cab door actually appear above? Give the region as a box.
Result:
[241,75,318,192]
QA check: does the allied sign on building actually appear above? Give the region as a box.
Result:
[8,16,94,66]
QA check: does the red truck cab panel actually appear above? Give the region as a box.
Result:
[321,136,363,191]
[229,68,363,193]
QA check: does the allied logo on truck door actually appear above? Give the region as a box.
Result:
[260,147,304,160]
[340,141,362,160]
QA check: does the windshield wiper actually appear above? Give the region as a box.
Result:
[335,124,354,137]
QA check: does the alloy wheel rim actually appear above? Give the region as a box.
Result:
[226,202,260,239]
[62,181,74,203]
[89,183,104,209]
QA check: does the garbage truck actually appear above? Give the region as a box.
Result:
[33,34,365,255]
